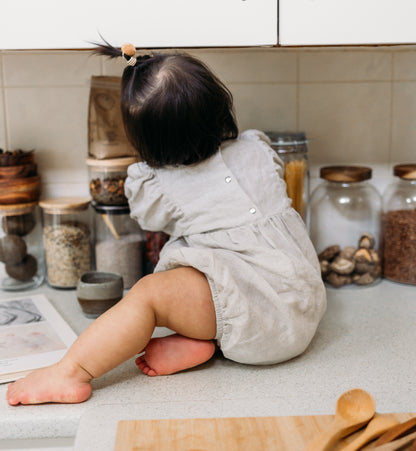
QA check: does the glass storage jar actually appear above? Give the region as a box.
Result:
[86,156,139,206]
[92,202,145,289]
[0,202,45,290]
[382,164,416,284]
[267,132,309,221]
[309,166,382,288]
[39,197,92,289]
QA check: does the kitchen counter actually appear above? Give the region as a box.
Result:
[0,280,415,447]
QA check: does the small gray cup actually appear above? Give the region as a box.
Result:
[76,271,123,318]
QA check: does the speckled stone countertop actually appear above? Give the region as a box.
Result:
[0,280,415,445]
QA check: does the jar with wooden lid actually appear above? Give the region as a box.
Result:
[0,202,45,290]
[383,164,416,284]
[266,132,309,221]
[309,166,382,288]
[86,156,138,206]
[92,202,145,289]
[39,197,92,289]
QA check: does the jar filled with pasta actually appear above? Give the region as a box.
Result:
[266,132,309,221]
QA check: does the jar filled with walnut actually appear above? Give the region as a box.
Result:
[383,164,416,284]
[309,166,382,288]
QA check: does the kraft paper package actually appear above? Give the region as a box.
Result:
[88,76,137,159]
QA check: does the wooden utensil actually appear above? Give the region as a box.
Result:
[373,417,416,446]
[305,389,376,451]
[372,430,416,450]
[340,415,399,451]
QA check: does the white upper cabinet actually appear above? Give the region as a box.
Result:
[0,0,277,49]
[279,0,416,46]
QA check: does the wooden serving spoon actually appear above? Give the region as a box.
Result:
[305,389,376,451]
[339,415,399,451]
[373,417,416,446]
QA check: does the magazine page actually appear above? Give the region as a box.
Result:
[0,294,78,383]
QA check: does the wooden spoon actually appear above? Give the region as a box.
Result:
[339,415,399,451]
[372,430,416,450]
[373,417,416,446]
[305,389,376,451]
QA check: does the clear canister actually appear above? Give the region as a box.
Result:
[86,156,138,206]
[266,132,309,221]
[39,197,92,289]
[383,164,416,284]
[309,166,382,288]
[92,202,145,289]
[0,202,45,290]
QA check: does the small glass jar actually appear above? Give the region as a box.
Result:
[267,132,309,221]
[383,164,416,284]
[309,166,382,288]
[39,197,92,289]
[86,156,138,206]
[92,202,145,289]
[0,202,45,291]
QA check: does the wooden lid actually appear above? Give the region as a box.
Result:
[320,166,372,182]
[86,156,139,169]
[393,164,416,180]
[39,196,91,214]
[0,201,38,215]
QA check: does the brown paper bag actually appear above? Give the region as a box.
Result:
[88,76,137,159]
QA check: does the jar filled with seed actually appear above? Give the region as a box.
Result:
[92,202,145,289]
[0,202,45,290]
[40,197,92,289]
[266,132,309,221]
[309,166,382,288]
[86,156,139,206]
[383,164,416,284]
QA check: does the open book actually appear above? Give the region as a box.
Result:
[0,294,77,384]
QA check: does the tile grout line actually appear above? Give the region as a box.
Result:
[0,52,10,149]
[388,52,395,168]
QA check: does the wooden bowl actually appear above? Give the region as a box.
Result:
[0,175,41,205]
[0,163,37,179]
[0,150,35,167]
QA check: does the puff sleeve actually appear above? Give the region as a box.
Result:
[124,162,184,234]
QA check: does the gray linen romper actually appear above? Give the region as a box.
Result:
[125,130,327,365]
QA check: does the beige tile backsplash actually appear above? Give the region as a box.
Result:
[0,46,416,197]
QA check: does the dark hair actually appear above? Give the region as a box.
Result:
[93,43,238,167]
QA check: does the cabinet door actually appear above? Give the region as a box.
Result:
[0,0,277,49]
[279,0,416,46]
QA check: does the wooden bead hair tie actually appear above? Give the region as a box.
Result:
[121,43,137,66]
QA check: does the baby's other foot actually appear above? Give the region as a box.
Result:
[135,334,215,376]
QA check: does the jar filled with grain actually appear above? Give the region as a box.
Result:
[383,164,416,284]
[86,156,139,206]
[39,197,92,289]
[0,202,45,290]
[266,132,309,221]
[92,202,145,289]
[309,166,382,288]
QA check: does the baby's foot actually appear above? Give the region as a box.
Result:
[6,361,92,406]
[135,334,215,376]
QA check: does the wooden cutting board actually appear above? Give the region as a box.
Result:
[114,412,416,451]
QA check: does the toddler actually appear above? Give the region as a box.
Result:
[6,43,326,405]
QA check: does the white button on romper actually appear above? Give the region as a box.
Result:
[125,130,327,365]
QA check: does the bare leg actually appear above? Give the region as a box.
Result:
[6,267,216,405]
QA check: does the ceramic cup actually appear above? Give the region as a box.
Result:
[76,271,123,318]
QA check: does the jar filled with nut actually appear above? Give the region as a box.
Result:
[86,156,139,206]
[0,202,45,290]
[383,164,416,284]
[40,197,92,289]
[309,166,382,288]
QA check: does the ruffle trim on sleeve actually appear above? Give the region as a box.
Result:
[125,162,184,234]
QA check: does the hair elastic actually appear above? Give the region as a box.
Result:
[121,43,137,66]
